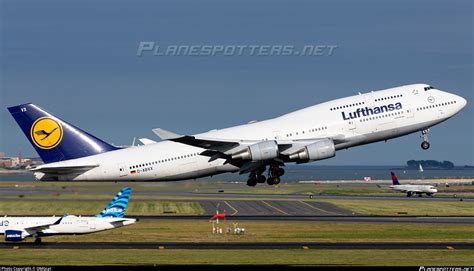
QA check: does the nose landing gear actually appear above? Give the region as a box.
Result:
[420,129,430,150]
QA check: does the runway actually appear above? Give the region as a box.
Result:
[1,242,472,250]
[4,215,472,224]
[1,187,471,202]
[134,215,474,224]
[197,199,353,216]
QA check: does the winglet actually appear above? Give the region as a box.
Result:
[152,128,183,140]
[54,216,63,225]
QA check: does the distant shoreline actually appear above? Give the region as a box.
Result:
[0,169,29,174]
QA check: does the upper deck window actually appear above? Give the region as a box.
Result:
[424,86,434,91]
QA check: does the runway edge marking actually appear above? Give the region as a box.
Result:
[261,200,290,216]
[223,201,239,216]
[298,200,340,216]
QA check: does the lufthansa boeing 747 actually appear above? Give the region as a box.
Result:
[8,84,466,186]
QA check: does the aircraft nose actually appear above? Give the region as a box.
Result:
[458,96,467,109]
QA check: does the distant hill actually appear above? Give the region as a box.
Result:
[406,160,454,169]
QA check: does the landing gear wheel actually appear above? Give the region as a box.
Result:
[267,177,275,185]
[420,129,430,150]
[247,178,257,187]
[273,177,281,185]
[257,175,266,183]
[34,238,42,244]
[421,141,430,150]
[267,165,284,185]
[418,193,422,197]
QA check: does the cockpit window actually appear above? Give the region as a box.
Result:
[424,86,434,91]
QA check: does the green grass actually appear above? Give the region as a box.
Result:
[1,180,473,217]
[0,201,203,216]
[2,196,473,216]
[3,180,473,198]
[0,249,472,266]
[320,199,474,216]
[22,220,474,243]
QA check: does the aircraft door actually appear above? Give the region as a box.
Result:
[89,220,96,230]
[272,131,281,140]
[117,163,128,177]
[364,92,376,108]
[347,120,356,131]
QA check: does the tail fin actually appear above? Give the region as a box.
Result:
[96,187,132,218]
[391,172,400,185]
[7,103,118,163]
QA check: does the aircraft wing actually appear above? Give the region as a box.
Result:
[153,127,348,174]
[23,217,63,233]
[153,128,240,152]
[153,127,348,154]
[30,164,99,175]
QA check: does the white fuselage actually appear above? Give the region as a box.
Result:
[0,216,136,239]
[390,184,438,195]
[34,84,467,181]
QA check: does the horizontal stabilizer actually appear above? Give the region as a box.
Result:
[31,164,99,175]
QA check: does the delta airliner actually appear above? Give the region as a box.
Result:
[8,84,467,186]
[389,172,438,197]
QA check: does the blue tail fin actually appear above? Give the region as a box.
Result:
[391,172,400,185]
[96,187,132,218]
[7,103,118,163]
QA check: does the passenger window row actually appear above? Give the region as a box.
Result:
[285,126,328,138]
[416,101,456,111]
[129,152,200,169]
[330,102,364,111]
[374,94,402,102]
[359,111,404,122]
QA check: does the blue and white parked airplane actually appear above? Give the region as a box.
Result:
[0,188,136,243]
[8,84,467,186]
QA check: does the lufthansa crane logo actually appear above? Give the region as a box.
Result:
[30,117,63,149]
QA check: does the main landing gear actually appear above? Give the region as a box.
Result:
[267,165,284,186]
[246,165,285,186]
[34,237,42,244]
[246,168,266,187]
[420,129,430,150]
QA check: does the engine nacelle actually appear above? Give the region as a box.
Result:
[289,139,335,161]
[5,230,27,242]
[232,140,279,161]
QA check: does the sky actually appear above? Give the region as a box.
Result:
[0,0,473,165]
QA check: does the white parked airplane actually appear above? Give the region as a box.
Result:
[0,188,136,243]
[8,83,467,186]
[389,172,438,197]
